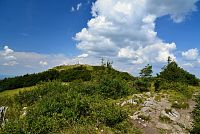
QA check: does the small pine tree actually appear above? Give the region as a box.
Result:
[158,60,199,86]
[139,64,153,78]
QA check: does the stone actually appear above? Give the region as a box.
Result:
[130,115,138,120]
[127,99,137,105]
[142,123,148,127]
[156,122,173,130]
[160,109,180,122]
[121,98,137,106]
[173,125,182,132]
[145,92,151,97]
[142,99,157,107]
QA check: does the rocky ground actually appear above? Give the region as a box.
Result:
[0,91,197,134]
[121,92,196,134]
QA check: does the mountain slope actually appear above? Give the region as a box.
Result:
[0,64,134,92]
[0,63,200,134]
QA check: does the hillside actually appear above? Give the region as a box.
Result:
[0,64,134,92]
[0,63,200,134]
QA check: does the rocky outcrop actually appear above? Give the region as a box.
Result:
[122,92,195,134]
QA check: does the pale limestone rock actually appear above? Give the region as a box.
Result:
[156,122,173,130]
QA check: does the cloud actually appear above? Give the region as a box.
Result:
[177,48,200,76]
[2,46,14,56]
[3,61,18,66]
[182,63,194,68]
[71,7,75,12]
[0,46,18,66]
[0,46,76,75]
[75,0,198,67]
[39,61,48,66]
[182,48,199,60]
[74,0,200,77]
[71,3,82,12]
[77,53,89,58]
[1,0,199,77]
[77,3,82,11]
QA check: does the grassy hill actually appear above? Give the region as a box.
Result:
[0,65,140,134]
[0,64,134,92]
[0,63,200,134]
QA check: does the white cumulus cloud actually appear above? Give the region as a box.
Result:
[75,0,198,72]
[182,48,199,60]
[0,46,77,75]
[0,46,18,66]
[39,61,48,66]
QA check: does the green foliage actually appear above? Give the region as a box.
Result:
[159,115,172,123]
[191,94,200,133]
[0,65,135,93]
[171,101,189,109]
[0,69,60,92]
[59,66,92,82]
[101,58,113,69]
[138,114,151,121]
[158,61,199,86]
[114,120,142,134]
[139,64,153,78]
[0,69,59,92]
[99,75,133,99]
[154,81,192,99]
[0,80,139,134]
[134,78,151,92]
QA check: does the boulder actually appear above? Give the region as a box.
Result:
[160,109,180,122]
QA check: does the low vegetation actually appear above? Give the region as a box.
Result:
[159,115,172,124]
[0,58,200,133]
[191,94,200,133]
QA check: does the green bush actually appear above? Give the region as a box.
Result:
[159,115,172,123]
[191,95,200,133]
[154,81,192,99]
[138,114,151,121]
[134,78,151,92]
[59,67,92,82]
[99,75,132,99]
[171,101,189,109]
[1,81,135,134]
[158,61,199,86]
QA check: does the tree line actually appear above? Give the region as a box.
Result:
[0,58,199,92]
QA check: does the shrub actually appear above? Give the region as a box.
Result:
[138,114,151,121]
[191,95,200,133]
[158,61,199,86]
[172,101,189,109]
[159,115,172,123]
[134,78,151,92]
[99,75,132,99]
[97,103,127,127]
[154,81,192,99]
[1,81,133,134]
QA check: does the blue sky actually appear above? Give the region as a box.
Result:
[0,0,200,77]
[0,0,94,55]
